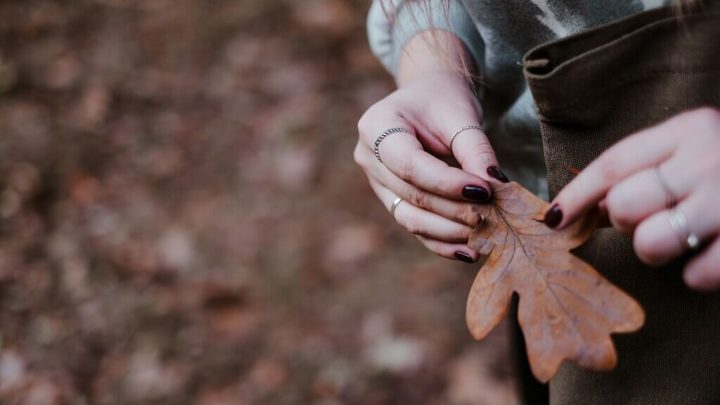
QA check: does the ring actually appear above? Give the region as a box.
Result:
[667,207,700,250]
[449,125,483,151]
[654,166,678,208]
[374,127,412,163]
[390,197,404,218]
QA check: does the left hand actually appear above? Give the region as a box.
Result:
[544,107,720,291]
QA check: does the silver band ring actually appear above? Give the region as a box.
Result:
[390,197,404,218]
[449,125,483,151]
[654,166,678,208]
[374,127,412,163]
[667,207,700,250]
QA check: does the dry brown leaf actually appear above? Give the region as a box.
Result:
[466,182,645,382]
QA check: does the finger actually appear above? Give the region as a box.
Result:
[633,187,718,266]
[548,115,683,229]
[394,199,473,243]
[369,179,473,243]
[684,237,720,291]
[358,112,492,203]
[605,166,688,234]
[356,146,482,226]
[381,135,492,203]
[415,235,479,263]
[448,126,507,183]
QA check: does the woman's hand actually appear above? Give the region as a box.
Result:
[354,33,507,263]
[547,107,720,290]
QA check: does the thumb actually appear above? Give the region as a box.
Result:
[448,125,509,184]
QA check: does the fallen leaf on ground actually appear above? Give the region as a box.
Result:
[466,182,645,382]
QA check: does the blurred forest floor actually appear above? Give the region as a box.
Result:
[0,0,517,404]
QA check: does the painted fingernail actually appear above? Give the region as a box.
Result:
[454,251,475,263]
[487,166,510,183]
[462,185,491,203]
[544,203,563,229]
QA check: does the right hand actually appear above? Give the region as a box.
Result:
[354,71,508,263]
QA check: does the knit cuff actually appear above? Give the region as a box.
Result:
[367,0,484,77]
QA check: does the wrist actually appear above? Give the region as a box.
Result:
[396,30,477,87]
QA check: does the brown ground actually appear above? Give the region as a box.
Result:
[0,1,517,403]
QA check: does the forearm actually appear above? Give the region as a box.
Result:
[397,30,477,87]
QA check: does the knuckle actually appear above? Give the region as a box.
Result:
[357,106,379,137]
[353,145,365,167]
[399,156,417,183]
[608,212,634,234]
[633,236,655,264]
[472,139,494,155]
[358,100,398,138]
[604,187,623,212]
[400,213,423,235]
[456,139,496,165]
[406,220,424,236]
[605,189,635,232]
[456,205,480,226]
[471,148,498,167]
[408,187,430,209]
[633,227,663,265]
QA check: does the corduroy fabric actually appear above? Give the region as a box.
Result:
[522,3,720,404]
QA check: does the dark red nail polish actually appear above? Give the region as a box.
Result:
[487,166,510,183]
[455,251,475,263]
[462,185,491,203]
[544,203,563,229]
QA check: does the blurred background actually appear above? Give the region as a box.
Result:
[0,0,517,403]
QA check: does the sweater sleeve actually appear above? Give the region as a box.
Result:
[366,0,484,77]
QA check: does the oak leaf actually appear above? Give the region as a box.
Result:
[466,182,645,382]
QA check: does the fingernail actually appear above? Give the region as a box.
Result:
[454,251,475,263]
[487,166,510,183]
[544,203,563,229]
[462,185,491,203]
